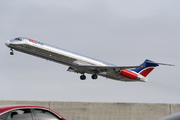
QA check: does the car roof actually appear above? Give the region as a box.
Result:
[159,112,180,120]
[0,105,47,110]
[0,105,62,118]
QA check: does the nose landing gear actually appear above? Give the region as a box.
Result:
[10,49,14,55]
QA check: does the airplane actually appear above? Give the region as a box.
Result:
[5,37,174,82]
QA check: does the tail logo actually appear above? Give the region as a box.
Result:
[131,59,159,77]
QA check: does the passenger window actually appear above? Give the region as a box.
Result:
[10,109,32,120]
[0,112,9,119]
[34,109,61,120]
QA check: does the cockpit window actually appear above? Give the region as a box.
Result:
[15,37,22,41]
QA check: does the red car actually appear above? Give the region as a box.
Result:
[0,105,66,120]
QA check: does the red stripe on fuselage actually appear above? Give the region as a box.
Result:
[139,68,154,77]
[29,39,38,44]
[119,69,138,79]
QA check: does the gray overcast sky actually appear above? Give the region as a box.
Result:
[1,0,180,103]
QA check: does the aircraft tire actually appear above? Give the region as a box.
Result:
[10,52,14,55]
[80,75,86,80]
[92,74,98,79]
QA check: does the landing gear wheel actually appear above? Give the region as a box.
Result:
[80,75,86,80]
[10,48,14,55]
[10,52,14,55]
[92,74,98,79]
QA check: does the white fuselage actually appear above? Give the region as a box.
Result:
[5,37,147,82]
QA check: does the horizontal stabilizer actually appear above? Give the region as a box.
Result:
[146,62,175,66]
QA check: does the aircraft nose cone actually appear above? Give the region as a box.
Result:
[5,40,10,46]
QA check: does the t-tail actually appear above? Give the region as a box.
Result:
[131,59,174,77]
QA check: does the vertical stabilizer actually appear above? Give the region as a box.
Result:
[131,59,159,77]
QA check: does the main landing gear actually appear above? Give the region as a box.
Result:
[92,74,98,79]
[80,74,98,80]
[10,48,14,55]
[80,74,86,80]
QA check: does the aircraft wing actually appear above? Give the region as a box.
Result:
[73,65,143,73]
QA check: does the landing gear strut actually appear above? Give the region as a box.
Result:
[10,48,14,55]
[80,74,86,80]
[92,74,98,79]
